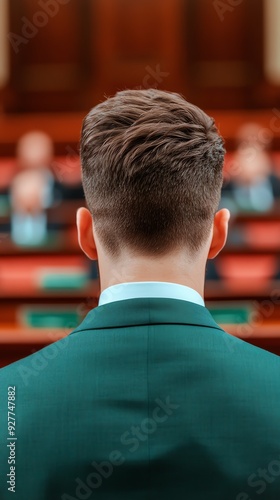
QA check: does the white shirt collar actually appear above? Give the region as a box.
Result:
[98,281,205,307]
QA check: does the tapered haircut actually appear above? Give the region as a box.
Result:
[80,89,225,257]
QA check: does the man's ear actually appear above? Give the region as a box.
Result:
[208,208,230,260]
[76,207,98,260]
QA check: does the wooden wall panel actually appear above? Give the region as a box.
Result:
[2,0,280,112]
[7,0,92,112]
[185,0,264,108]
[92,0,186,100]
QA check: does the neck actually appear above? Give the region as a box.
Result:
[96,248,207,298]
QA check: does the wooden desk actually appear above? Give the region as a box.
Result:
[0,200,83,225]
[0,231,80,257]
[218,323,280,357]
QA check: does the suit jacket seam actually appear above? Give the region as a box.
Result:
[69,323,225,335]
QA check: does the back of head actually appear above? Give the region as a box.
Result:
[80,89,225,258]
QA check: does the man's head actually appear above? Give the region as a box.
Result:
[78,89,229,291]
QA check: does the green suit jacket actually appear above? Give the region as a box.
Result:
[1,298,280,500]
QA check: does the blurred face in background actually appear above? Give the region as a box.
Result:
[17,131,54,170]
[233,123,273,186]
[11,131,54,214]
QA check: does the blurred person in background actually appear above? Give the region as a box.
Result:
[10,131,85,247]
[10,131,55,246]
[221,122,280,213]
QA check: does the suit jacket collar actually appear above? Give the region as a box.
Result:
[70,298,223,335]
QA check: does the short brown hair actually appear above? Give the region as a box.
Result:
[80,89,225,257]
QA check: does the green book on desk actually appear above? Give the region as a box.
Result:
[18,306,81,329]
[208,304,252,324]
[39,272,88,290]
[0,194,9,216]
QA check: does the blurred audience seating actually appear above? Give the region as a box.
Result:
[2,112,280,367]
